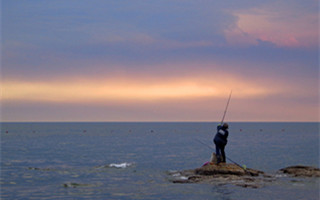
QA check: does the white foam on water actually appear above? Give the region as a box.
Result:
[168,170,178,173]
[179,176,188,180]
[275,174,287,178]
[172,173,181,177]
[109,162,133,169]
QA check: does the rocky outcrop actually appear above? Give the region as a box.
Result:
[168,163,320,188]
[168,162,274,188]
[279,165,320,177]
[195,162,263,176]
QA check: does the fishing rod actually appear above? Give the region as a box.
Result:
[194,138,246,170]
[195,90,246,170]
[220,90,232,124]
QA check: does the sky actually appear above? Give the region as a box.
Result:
[1,0,319,122]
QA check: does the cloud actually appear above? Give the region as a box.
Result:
[1,72,276,104]
[225,1,318,48]
[2,78,318,122]
[1,0,318,122]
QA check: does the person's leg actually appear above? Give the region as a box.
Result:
[221,145,226,163]
[215,144,221,164]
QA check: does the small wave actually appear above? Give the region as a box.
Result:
[172,173,181,177]
[109,162,133,169]
[94,162,134,169]
[179,176,188,180]
[275,174,287,178]
[167,170,189,181]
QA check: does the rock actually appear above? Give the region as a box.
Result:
[168,163,272,188]
[168,161,319,189]
[27,167,53,171]
[195,163,246,176]
[195,162,264,176]
[209,153,217,163]
[279,165,320,177]
[63,182,95,188]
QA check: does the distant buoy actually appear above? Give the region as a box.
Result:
[83,130,87,133]
[240,129,242,132]
[282,129,285,132]
[5,131,9,134]
[260,129,263,132]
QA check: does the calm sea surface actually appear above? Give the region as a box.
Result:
[1,122,319,200]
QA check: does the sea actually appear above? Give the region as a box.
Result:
[1,122,319,200]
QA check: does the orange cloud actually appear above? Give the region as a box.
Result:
[1,74,275,104]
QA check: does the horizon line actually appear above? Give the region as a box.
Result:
[1,120,319,123]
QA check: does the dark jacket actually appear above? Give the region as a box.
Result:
[214,125,229,146]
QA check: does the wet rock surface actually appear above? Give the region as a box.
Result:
[168,163,274,188]
[279,165,320,177]
[168,163,319,188]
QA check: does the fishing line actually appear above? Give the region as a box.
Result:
[195,90,246,170]
[194,138,246,170]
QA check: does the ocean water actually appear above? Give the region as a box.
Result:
[1,122,319,200]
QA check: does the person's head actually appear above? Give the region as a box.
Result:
[222,123,229,129]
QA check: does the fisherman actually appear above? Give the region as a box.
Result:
[213,123,229,164]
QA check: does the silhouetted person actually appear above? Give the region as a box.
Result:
[213,123,229,164]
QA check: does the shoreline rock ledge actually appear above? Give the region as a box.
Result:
[279,165,320,177]
[168,162,274,188]
[168,163,320,188]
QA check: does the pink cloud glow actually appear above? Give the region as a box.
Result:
[225,5,318,48]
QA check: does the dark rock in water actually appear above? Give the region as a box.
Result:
[63,182,95,188]
[27,167,53,171]
[168,163,273,188]
[279,165,320,177]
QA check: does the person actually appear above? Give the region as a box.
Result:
[213,123,229,164]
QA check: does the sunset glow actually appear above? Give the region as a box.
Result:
[2,0,318,122]
[2,76,274,103]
